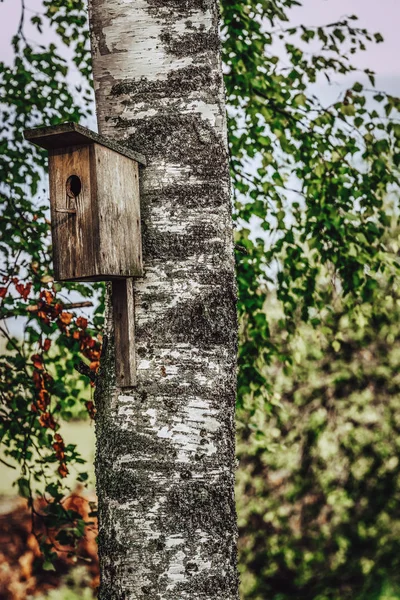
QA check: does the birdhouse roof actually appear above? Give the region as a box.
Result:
[24,122,147,166]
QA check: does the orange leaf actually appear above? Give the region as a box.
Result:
[59,312,73,325]
[39,412,56,430]
[31,354,44,371]
[53,442,65,461]
[76,316,88,329]
[58,462,69,478]
[86,401,96,419]
[37,389,50,411]
[33,370,44,389]
[53,303,63,316]
[40,290,54,304]
[42,338,51,352]
[16,282,32,301]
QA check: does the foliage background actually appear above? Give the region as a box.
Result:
[1,0,400,598]
[237,252,400,599]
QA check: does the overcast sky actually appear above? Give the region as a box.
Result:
[290,0,399,77]
[0,0,399,78]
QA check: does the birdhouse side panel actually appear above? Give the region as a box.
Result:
[48,145,99,281]
[92,144,142,278]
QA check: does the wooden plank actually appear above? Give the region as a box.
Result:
[112,279,136,387]
[48,144,99,281]
[24,122,147,165]
[93,144,143,279]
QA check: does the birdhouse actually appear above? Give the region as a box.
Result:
[24,122,147,388]
[24,122,146,282]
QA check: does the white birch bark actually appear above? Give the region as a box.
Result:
[88,1,238,597]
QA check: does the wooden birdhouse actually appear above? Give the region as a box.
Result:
[24,122,146,282]
[24,122,147,388]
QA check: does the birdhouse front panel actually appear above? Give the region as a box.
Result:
[48,144,99,281]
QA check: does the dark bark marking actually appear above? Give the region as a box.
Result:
[142,221,226,261]
[138,284,237,349]
[142,182,228,210]
[160,31,220,57]
[110,65,222,101]
[116,114,229,178]
[146,0,212,10]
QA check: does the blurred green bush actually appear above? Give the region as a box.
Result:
[237,277,400,599]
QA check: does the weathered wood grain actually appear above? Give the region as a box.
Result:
[24,121,146,165]
[93,144,142,279]
[112,279,136,387]
[48,144,98,281]
[47,142,142,281]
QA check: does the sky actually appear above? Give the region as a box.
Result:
[291,0,399,77]
[1,0,56,64]
[1,0,399,77]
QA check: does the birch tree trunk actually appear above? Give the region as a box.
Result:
[88,1,238,597]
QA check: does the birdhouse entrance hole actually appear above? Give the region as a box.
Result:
[66,175,82,198]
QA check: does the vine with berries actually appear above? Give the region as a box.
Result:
[0,0,100,565]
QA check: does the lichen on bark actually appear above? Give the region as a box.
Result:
[89,0,238,597]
